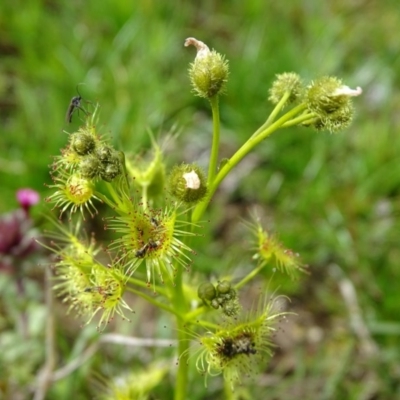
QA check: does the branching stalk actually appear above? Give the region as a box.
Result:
[192,103,308,222]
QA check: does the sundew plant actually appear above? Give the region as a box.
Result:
[44,37,361,399]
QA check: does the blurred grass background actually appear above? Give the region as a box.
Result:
[1,0,400,399]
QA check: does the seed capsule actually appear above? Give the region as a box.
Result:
[217,280,231,294]
[198,282,216,301]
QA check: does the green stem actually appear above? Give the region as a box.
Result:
[172,264,190,400]
[184,307,220,330]
[185,305,207,320]
[192,103,308,223]
[120,151,131,190]
[125,276,168,296]
[223,379,235,400]
[94,191,117,210]
[208,96,221,185]
[125,287,179,317]
[250,91,291,139]
[175,318,189,400]
[142,184,148,211]
[281,112,316,128]
[234,263,264,290]
[97,182,131,214]
[191,319,220,330]
[105,182,121,205]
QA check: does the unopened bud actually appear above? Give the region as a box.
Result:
[168,164,207,204]
[268,72,303,105]
[216,280,231,295]
[100,162,121,182]
[79,155,103,179]
[185,37,229,99]
[198,282,217,301]
[70,132,96,155]
[96,145,114,163]
[305,76,362,133]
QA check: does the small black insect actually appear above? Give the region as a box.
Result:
[83,286,113,298]
[150,217,159,227]
[216,333,257,360]
[148,239,160,249]
[66,84,88,123]
[135,243,149,258]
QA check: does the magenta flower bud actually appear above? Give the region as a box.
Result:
[16,188,40,214]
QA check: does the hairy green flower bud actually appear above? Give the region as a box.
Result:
[268,72,303,105]
[70,132,96,155]
[168,163,207,204]
[305,76,362,133]
[198,282,217,301]
[222,303,239,317]
[198,279,240,316]
[79,155,103,179]
[217,285,240,317]
[216,280,231,294]
[185,37,229,99]
[96,145,114,163]
[100,162,121,182]
[90,146,124,182]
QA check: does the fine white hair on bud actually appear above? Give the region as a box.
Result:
[184,37,211,60]
[183,170,201,190]
[332,85,363,97]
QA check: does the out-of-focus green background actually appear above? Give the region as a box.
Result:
[1,0,399,399]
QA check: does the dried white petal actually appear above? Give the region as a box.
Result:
[183,170,201,189]
[333,85,363,97]
[184,37,211,60]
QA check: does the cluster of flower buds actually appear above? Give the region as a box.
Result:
[198,280,240,317]
[69,128,124,182]
[46,108,128,218]
[268,72,362,133]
